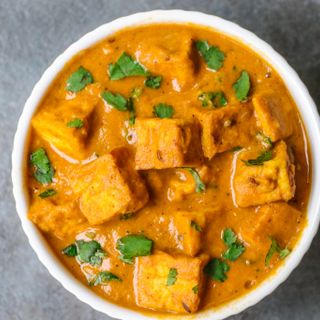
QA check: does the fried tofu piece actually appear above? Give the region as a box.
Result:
[137,31,196,90]
[72,148,149,225]
[194,106,253,159]
[241,202,303,247]
[253,92,293,142]
[134,251,208,314]
[28,200,86,239]
[233,141,295,207]
[133,118,202,170]
[169,211,206,256]
[32,84,100,160]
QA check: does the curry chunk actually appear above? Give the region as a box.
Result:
[28,200,86,239]
[194,106,253,159]
[72,148,149,225]
[133,118,202,170]
[169,211,206,256]
[233,141,295,207]
[137,31,196,90]
[134,251,208,314]
[32,84,100,159]
[241,202,303,247]
[253,92,293,142]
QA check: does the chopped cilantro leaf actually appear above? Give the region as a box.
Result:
[101,92,135,124]
[66,66,93,92]
[166,268,178,286]
[198,91,227,108]
[223,244,245,261]
[30,148,54,185]
[153,103,174,119]
[76,240,106,266]
[85,232,96,239]
[145,76,162,89]
[265,238,291,266]
[109,52,149,80]
[265,238,280,266]
[101,91,128,111]
[191,221,203,232]
[38,189,57,199]
[127,97,135,125]
[204,258,230,282]
[62,244,78,257]
[120,212,133,220]
[186,168,206,193]
[196,40,225,71]
[279,248,291,259]
[67,118,84,128]
[192,285,199,294]
[222,228,237,247]
[233,71,250,101]
[242,150,273,166]
[90,271,122,286]
[131,87,143,99]
[116,234,153,264]
[222,228,245,261]
[230,146,243,152]
[256,132,273,149]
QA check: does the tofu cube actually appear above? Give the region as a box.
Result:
[169,210,206,256]
[72,148,149,225]
[32,84,100,159]
[253,92,293,142]
[194,106,253,159]
[233,141,296,207]
[241,202,303,247]
[133,118,202,170]
[28,200,86,239]
[134,251,208,314]
[137,31,195,90]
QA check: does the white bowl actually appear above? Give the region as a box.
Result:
[12,10,320,320]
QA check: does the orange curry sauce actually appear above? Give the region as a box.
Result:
[26,24,310,314]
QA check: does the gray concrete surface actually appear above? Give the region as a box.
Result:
[1,0,319,319]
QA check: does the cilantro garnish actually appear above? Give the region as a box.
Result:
[265,238,291,266]
[90,271,122,286]
[186,168,206,193]
[166,268,178,286]
[30,148,54,184]
[62,244,78,257]
[222,228,245,261]
[109,52,149,80]
[66,66,93,92]
[153,103,174,119]
[38,189,57,199]
[233,71,250,101]
[62,240,107,264]
[204,258,230,282]
[116,234,153,264]
[191,221,203,232]
[198,91,227,108]
[145,76,162,89]
[196,40,225,71]
[242,150,273,166]
[256,132,273,149]
[67,118,84,128]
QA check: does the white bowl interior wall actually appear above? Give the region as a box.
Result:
[11,10,320,320]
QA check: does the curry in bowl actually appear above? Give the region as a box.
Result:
[27,24,310,315]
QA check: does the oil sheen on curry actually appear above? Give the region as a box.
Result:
[27,23,310,315]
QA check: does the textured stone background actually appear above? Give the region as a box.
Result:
[1,0,319,319]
